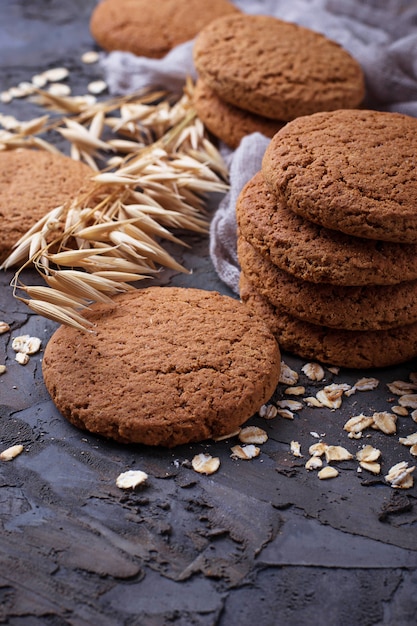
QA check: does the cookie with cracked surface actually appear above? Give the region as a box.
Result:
[239,273,417,369]
[0,149,95,266]
[42,286,281,447]
[193,14,364,121]
[90,0,240,59]
[193,78,285,149]
[262,109,417,243]
[238,236,417,331]
[236,171,417,286]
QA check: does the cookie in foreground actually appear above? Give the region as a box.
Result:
[42,286,281,447]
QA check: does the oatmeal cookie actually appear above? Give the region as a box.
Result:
[193,78,284,148]
[238,236,417,331]
[240,274,417,369]
[42,286,281,447]
[236,172,417,286]
[193,14,364,121]
[0,149,95,266]
[262,109,417,242]
[90,0,240,59]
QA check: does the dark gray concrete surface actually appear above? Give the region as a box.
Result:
[1,2,416,624]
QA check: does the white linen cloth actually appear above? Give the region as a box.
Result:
[101,0,417,293]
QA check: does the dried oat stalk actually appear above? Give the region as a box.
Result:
[2,80,229,330]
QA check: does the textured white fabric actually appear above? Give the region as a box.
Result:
[100,0,417,293]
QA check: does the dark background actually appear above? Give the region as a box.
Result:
[0,1,416,624]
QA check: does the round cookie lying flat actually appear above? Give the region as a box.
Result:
[193,14,364,121]
[236,172,417,286]
[90,0,240,59]
[262,109,417,243]
[238,236,417,331]
[42,286,281,447]
[193,79,285,149]
[0,149,95,265]
[240,274,417,369]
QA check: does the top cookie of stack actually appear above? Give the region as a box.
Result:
[193,13,365,148]
[238,109,417,369]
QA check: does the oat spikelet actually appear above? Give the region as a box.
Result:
[4,80,229,329]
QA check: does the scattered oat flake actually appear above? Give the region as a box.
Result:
[354,377,380,391]
[385,461,415,489]
[88,80,107,95]
[399,432,417,447]
[305,456,323,470]
[309,442,328,457]
[0,365,6,375]
[284,385,305,396]
[301,362,325,381]
[372,411,397,435]
[276,408,294,420]
[344,413,374,434]
[356,445,381,463]
[230,444,260,460]
[12,335,41,355]
[258,404,278,419]
[410,445,417,457]
[325,445,353,463]
[392,405,409,416]
[48,83,71,96]
[0,444,24,461]
[387,380,417,395]
[42,67,69,82]
[411,409,417,423]
[0,91,12,103]
[398,394,417,409]
[116,469,148,489]
[327,366,340,375]
[279,361,298,385]
[0,321,10,334]
[360,461,381,474]
[310,431,321,439]
[276,399,303,411]
[304,396,323,408]
[81,50,99,64]
[191,453,220,474]
[290,440,302,458]
[318,466,339,480]
[239,426,268,445]
[32,73,48,87]
[15,353,29,365]
[316,383,351,409]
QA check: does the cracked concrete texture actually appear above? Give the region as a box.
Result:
[0,1,416,624]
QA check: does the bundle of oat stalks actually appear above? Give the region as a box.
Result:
[0,80,229,331]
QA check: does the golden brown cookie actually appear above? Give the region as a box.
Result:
[262,109,417,243]
[0,149,95,266]
[238,236,417,331]
[193,79,285,148]
[240,273,417,369]
[236,171,417,286]
[42,286,281,447]
[90,0,240,59]
[193,14,364,121]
